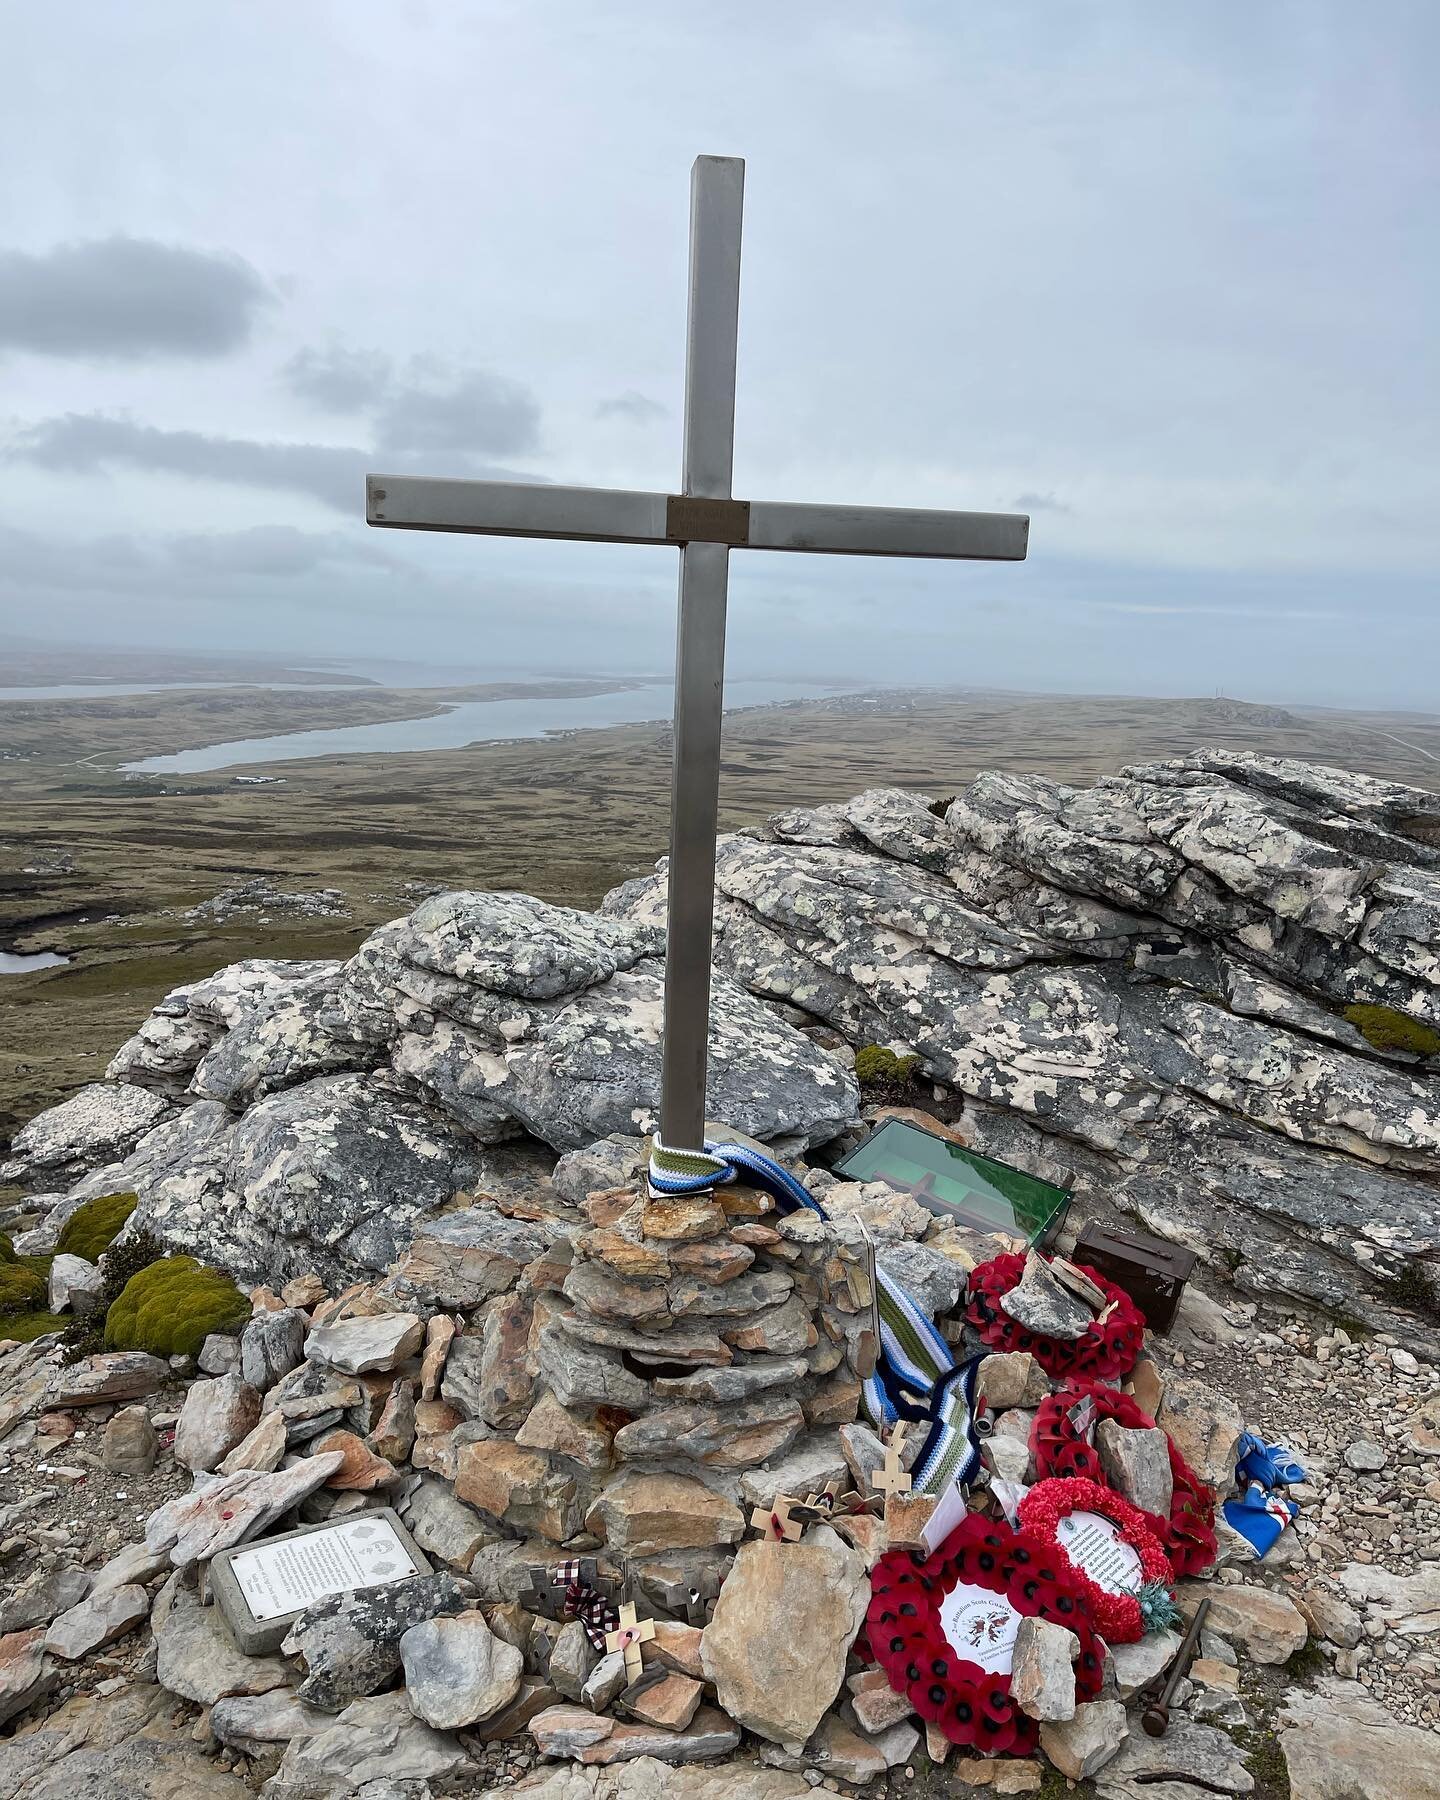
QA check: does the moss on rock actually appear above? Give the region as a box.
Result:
[55,1191,138,1263]
[1343,1003,1440,1057]
[854,1044,923,1088]
[105,1255,248,1360]
[0,1232,55,1332]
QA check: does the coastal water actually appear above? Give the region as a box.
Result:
[122,677,859,775]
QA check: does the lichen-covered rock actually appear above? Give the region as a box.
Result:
[391,965,856,1153]
[9,903,852,1291]
[189,967,379,1107]
[12,752,1440,1344]
[21,1102,237,1256]
[1,1084,175,1188]
[282,1572,468,1711]
[606,756,1440,1346]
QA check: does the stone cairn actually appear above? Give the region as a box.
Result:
[2,1131,1356,1793]
[414,1166,902,1622]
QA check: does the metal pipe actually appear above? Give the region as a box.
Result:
[659,155,743,1155]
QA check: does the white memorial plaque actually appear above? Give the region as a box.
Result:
[1055,1510,1143,1594]
[938,1580,1023,1675]
[226,1516,422,1622]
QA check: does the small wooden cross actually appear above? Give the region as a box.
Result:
[871,1421,912,1498]
[605,1602,656,1680]
[793,1474,845,1522]
[749,1494,803,1542]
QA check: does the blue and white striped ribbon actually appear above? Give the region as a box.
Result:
[648,1137,982,1496]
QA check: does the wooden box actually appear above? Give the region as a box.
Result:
[1074,1222,1197,1331]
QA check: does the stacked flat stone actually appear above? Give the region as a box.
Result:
[440,1178,872,1610]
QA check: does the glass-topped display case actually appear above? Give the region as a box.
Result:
[835,1118,1071,1247]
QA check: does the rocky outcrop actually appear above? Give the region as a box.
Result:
[8,893,855,1286]
[604,753,1440,1340]
[6,752,1438,1345]
[1,1082,176,1188]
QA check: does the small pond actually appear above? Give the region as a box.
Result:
[0,950,72,974]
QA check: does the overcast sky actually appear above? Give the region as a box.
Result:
[1,2,1435,706]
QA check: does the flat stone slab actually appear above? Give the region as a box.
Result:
[210,1507,432,1655]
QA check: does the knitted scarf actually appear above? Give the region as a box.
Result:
[649,1136,981,1496]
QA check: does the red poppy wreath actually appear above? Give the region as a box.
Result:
[1016,1476,1179,1643]
[865,1513,1106,1756]
[965,1252,1144,1380]
[1031,1380,1217,1577]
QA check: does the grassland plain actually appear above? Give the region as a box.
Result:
[3,681,1438,1147]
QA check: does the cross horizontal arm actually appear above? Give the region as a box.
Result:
[367,474,1028,562]
[749,499,1028,561]
[366,476,668,546]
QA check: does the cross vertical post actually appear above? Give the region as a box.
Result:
[660,155,744,1157]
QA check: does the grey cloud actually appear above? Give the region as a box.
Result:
[9,413,366,511]
[283,345,540,457]
[596,390,667,423]
[167,524,399,577]
[0,236,269,360]
[0,521,396,597]
[1013,492,1072,514]
[282,344,392,412]
[374,363,539,457]
[7,410,547,512]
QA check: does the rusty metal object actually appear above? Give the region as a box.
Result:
[1142,1597,1210,1737]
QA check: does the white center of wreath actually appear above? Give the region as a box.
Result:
[938,1580,1024,1675]
[1056,1510,1144,1594]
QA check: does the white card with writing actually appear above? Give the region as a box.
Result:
[1055,1509,1143,1594]
[920,1475,971,1556]
[228,1517,422,1622]
[938,1579,1023,1675]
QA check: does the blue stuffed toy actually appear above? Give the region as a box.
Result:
[1222,1432,1304,1558]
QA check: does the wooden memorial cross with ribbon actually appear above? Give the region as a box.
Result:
[748,1493,803,1542]
[605,1601,656,1680]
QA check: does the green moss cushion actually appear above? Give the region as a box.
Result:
[55,1191,138,1263]
[1,1310,69,1343]
[105,1256,249,1360]
[0,1232,55,1333]
[0,1257,49,1311]
[853,1044,923,1087]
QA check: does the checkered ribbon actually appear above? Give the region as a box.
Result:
[560,1569,619,1650]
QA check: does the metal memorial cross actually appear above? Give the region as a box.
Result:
[365,155,1029,1168]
